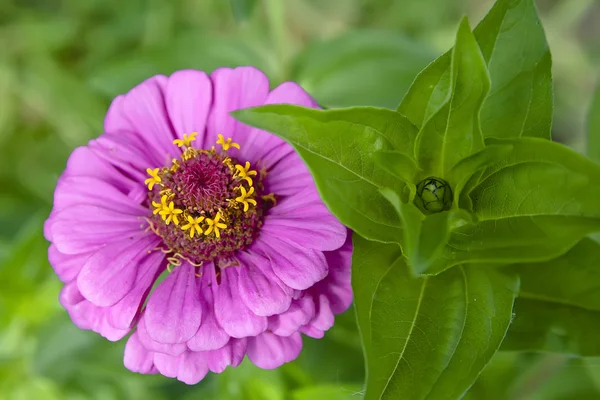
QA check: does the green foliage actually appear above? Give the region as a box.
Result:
[234,0,600,398]
[414,17,489,178]
[502,238,600,356]
[352,235,519,400]
[399,0,553,140]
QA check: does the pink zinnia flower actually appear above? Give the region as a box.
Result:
[44,67,352,384]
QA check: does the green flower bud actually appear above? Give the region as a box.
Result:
[414,177,453,215]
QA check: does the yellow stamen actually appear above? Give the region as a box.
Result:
[170,159,180,172]
[145,168,162,190]
[159,200,183,226]
[204,212,227,238]
[235,186,257,212]
[234,161,257,186]
[182,147,197,161]
[173,132,198,148]
[152,195,169,218]
[216,134,240,151]
[181,215,205,238]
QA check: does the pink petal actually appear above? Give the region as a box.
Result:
[263,147,316,194]
[153,352,180,379]
[59,283,129,341]
[90,131,159,181]
[309,294,335,331]
[266,81,319,108]
[106,250,165,330]
[48,245,92,283]
[124,333,157,374]
[145,263,203,344]
[299,294,335,339]
[237,252,292,317]
[299,324,324,339]
[48,205,145,254]
[247,331,302,369]
[187,279,230,351]
[261,217,346,252]
[255,237,328,291]
[205,338,247,373]
[166,70,212,149]
[136,315,187,356]
[268,295,316,336]
[206,67,270,154]
[266,189,347,252]
[213,267,267,338]
[312,238,353,314]
[61,146,138,194]
[52,176,146,215]
[175,352,210,385]
[77,234,160,307]
[104,75,176,160]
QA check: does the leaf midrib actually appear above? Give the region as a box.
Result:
[280,117,402,190]
[380,275,429,398]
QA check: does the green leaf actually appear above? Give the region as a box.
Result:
[351,234,402,364]
[475,0,552,140]
[415,17,490,177]
[374,136,600,273]
[502,238,600,356]
[399,0,552,140]
[397,53,452,129]
[352,236,519,400]
[588,82,600,163]
[373,150,421,187]
[233,106,418,243]
[445,144,513,208]
[449,137,600,266]
[294,31,434,108]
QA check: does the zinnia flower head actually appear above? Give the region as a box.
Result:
[44,67,352,384]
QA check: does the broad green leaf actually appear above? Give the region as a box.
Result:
[351,234,402,364]
[399,0,552,140]
[415,18,490,177]
[294,31,434,108]
[233,106,418,243]
[373,150,421,186]
[475,0,552,140]
[445,144,513,208]
[588,83,600,163]
[507,238,600,312]
[451,137,600,265]
[353,236,519,400]
[502,238,600,356]
[397,53,451,128]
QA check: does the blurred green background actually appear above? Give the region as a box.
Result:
[1,0,599,399]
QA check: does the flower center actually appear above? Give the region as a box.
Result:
[144,133,275,266]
